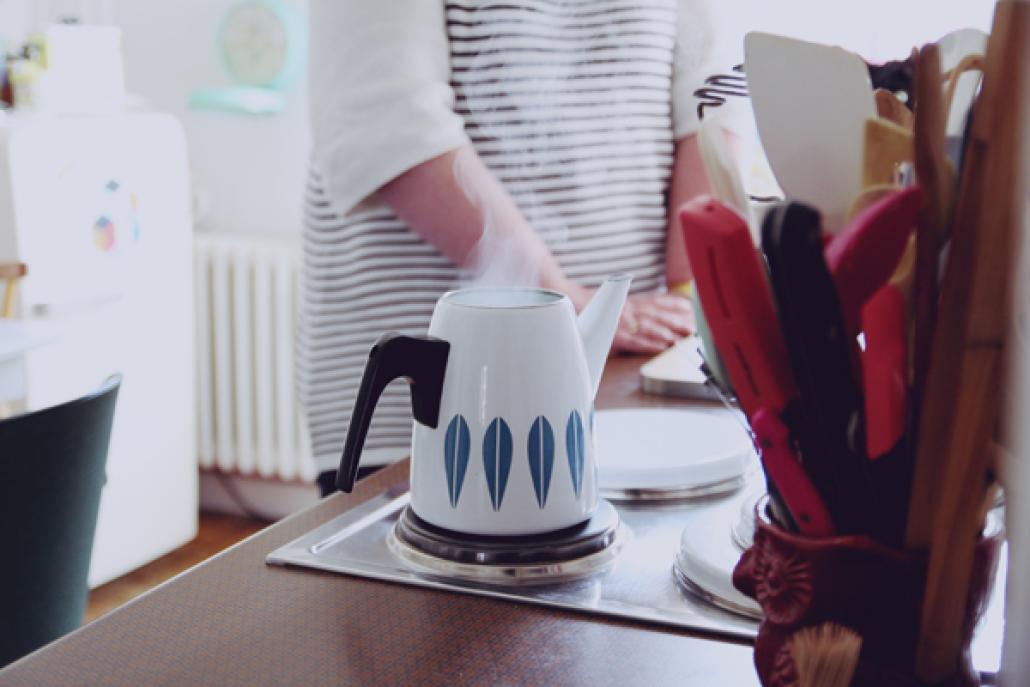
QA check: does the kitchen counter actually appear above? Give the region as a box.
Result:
[0,355,759,687]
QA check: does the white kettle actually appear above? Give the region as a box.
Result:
[336,275,631,536]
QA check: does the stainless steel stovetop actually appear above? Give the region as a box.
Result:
[266,484,1006,675]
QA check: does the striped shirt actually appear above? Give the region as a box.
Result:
[301,0,715,472]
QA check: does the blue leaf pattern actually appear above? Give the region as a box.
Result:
[444,415,471,508]
[527,416,555,508]
[483,418,513,511]
[566,410,586,498]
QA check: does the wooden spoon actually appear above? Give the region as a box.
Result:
[874,88,914,129]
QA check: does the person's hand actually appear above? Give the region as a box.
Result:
[612,292,694,354]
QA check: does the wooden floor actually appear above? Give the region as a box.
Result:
[86,513,268,622]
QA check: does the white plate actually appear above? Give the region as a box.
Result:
[595,408,754,492]
[745,32,876,232]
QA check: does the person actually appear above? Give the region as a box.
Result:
[303,0,723,495]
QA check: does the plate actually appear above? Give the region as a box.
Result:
[595,408,754,500]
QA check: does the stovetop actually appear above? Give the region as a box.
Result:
[266,482,1006,675]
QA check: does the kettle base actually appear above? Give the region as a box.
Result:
[388,501,624,585]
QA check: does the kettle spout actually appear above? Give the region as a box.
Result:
[577,274,632,398]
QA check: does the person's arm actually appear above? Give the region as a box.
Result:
[377,146,588,305]
[667,0,728,286]
[309,0,470,218]
[665,133,711,287]
[380,147,692,355]
[310,1,588,306]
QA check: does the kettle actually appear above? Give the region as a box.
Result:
[336,275,631,536]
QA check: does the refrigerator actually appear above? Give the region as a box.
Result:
[0,110,197,586]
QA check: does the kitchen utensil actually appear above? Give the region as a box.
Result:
[679,197,796,419]
[846,185,896,222]
[751,408,835,537]
[337,276,631,536]
[874,88,914,129]
[869,55,916,108]
[936,28,989,137]
[890,235,917,308]
[914,4,1028,679]
[689,286,731,395]
[790,623,863,687]
[693,64,748,121]
[862,285,908,460]
[594,408,753,501]
[698,118,757,244]
[943,54,985,124]
[762,201,873,534]
[680,197,801,530]
[862,117,913,188]
[864,236,918,545]
[912,44,953,426]
[0,262,26,319]
[825,186,922,337]
[745,32,876,232]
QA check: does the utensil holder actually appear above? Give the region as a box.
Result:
[732,512,1002,687]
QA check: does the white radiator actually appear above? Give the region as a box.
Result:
[194,234,316,483]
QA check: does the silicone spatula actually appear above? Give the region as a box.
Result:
[679,197,796,419]
[825,186,922,336]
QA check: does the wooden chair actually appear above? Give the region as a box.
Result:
[0,262,27,319]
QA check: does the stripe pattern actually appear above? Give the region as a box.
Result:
[300,0,678,470]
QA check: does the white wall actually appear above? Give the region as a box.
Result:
[112,0,310,238]
[0,1,29,49]
[710,0,996,62]
[1,0,311,238]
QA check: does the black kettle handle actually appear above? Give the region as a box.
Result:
[336,333,450,492]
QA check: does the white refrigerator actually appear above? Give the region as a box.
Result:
[0,110,197,586]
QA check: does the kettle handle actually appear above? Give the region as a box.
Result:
[336,333,450,492]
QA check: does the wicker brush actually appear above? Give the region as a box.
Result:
[790,623,863,687]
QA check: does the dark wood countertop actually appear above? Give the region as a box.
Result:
[0,355,759,686]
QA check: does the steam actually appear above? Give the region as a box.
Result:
[452,147,547,289]
[452,24,575,290]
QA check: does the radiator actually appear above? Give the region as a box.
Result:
[194,234,316,482]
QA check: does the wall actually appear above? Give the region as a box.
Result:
[112,0,310,238]
[0,0,311,238]
[711,0,996,61]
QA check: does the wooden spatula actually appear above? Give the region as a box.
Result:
[874,88,914,129]
[862,117,914,188]
[912,2,1030,680]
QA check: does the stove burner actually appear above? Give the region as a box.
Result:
[674,554,763,620]
[388,501,625,585]
[672,494,764,621]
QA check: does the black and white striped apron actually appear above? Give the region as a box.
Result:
[300,0,678,472]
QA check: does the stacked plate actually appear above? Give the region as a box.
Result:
[595,408,755,503]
